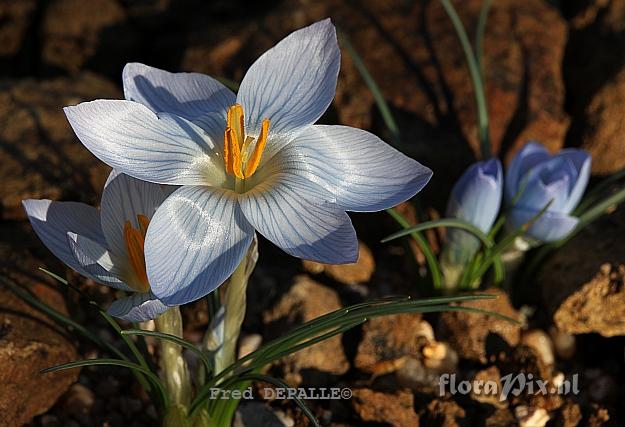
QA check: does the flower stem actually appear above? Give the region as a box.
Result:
[155,307,192,425]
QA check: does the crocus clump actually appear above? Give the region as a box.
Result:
[63,19,433,306]
[505,142,591,242]
[23,171,168,321]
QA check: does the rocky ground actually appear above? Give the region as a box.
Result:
[1,0,625,426]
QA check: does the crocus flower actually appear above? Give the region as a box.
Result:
[442,159,503,281]
[505,142,591,242]
[23,171,168,321]
[62,19,432,306]
[447,158,503,233]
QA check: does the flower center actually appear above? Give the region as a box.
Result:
[223,103,270,179]
[123,214,150,293]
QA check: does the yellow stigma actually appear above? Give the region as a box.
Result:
[224,104,270,180]
[123,214,150,293]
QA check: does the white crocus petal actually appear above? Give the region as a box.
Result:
[277,125,433,212]
[239,180,358,264]
[22,199,105,277]
[100,170,166,259]
[67,232,131,291]
[145,186,254,305]
[123,63,236,126]
[505,142,551,202]
[64,100,226,186]
[107,292,169,322]
[237,19,340,141]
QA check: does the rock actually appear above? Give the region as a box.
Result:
[553,264,625,337]
[0,223,78,426]
[565,0,625,175]
[302,241,375,285]
[424,398,466,427]
[262,275,349,385]
[587,404,610,426]
[351,388,419,427]
[354,313,425,372]
[482,408,516,427]
[470,366,506,408]
[0,73,119,220]
[549,326,576,360]
[521,329,555,367]
[234,402,288,427]
[62,383,95,418]
[238,333,262,359]
[41,0,129,75]
[439,289,522,363]
[515,406,550,427]
[0,0,37,72]
[556,400,583,427]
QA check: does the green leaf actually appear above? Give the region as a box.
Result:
[440,0,490,159]
[122,329,213,376]
[386,207,444,289]
[382,217,504,284]
[42,358,168,408]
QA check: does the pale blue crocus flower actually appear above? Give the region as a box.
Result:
[442,159,503,285]
[447,158,503,233]
[22,171,168,321]
[62,19,432,306]
[505,142,591,242]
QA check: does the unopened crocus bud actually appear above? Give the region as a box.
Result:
[442,158,503,286]
[505,142,591,243]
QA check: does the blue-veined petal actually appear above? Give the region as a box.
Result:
[558,149,591,213]
[107,292,168,322]
[237,19,340,140]
[509,207,579,243]
[447,158,502,233]
[269,125,432,212]
[67,232,130,291]
[22,199,105,276]
[64,100,227,186]
[123,63,235,125]
[505,142,551,202]
[239,178,358,264]
[144,186,254,305]
[100,170,166,259]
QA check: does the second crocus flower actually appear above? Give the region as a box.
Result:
[442,158,503,287]
[505,142,591,243]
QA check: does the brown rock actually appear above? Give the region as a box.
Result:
[0,223,78,426]
[41,0,129,74]
[553,264,625,337]
[424,398,466,427]
[482,408,516,427]
[439,288,522,363]
[0,0,36,57]
[354,313,425,372]
[351,388,419,427]
[577,67,625,174]
[471,366,507,408]
[565,0,625,175]
[0,73,119,220]
[302,241,375,285]
[556,400,583,427]
[262,275,349,384]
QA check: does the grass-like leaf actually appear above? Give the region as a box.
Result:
[382,217,504,284]
[386,207,444,289]
[122,329,213,376]
[42,358,168,408]
[440,0,490,158]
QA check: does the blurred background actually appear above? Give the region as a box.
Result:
[1,0,625,426]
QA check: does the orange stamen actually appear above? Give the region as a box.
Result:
[123,220,150,293]
[245,118,270,178]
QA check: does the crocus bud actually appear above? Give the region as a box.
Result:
[442,158,503,286]
[505,142,591,243]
